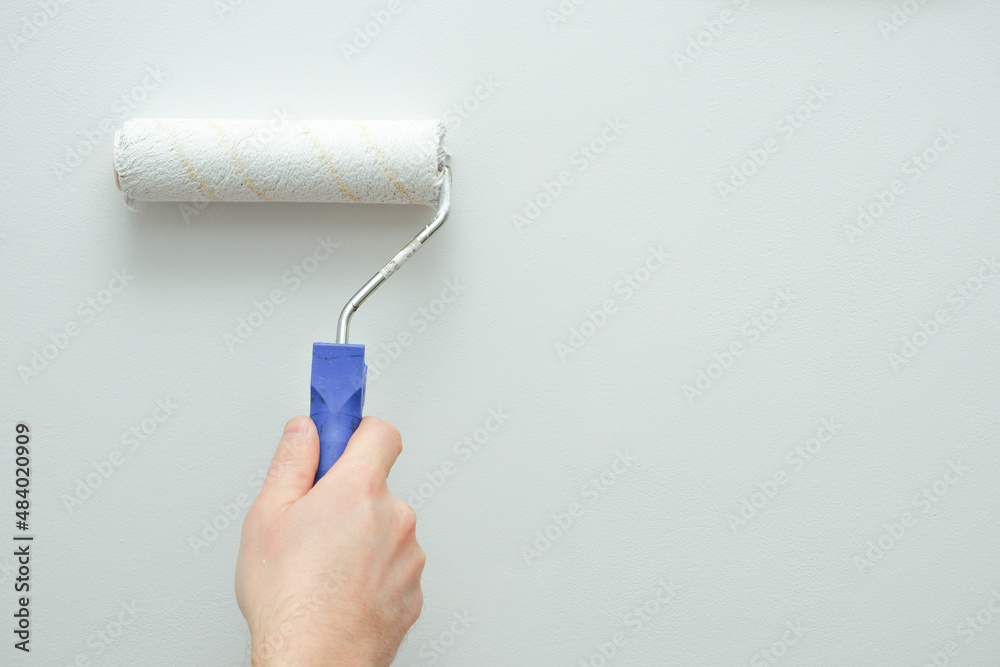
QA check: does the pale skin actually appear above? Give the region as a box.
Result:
[236,416,425,666]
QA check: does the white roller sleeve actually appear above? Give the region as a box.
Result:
[114,119,446,205]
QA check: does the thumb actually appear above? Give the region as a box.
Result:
[258,416,319,507]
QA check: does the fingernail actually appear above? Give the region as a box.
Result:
[283,418,307,437]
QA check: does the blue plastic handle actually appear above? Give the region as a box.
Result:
[310,343,367,484]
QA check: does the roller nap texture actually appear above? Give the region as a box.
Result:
[114,119,445,205]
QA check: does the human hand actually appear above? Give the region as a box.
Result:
[236,416,425,666]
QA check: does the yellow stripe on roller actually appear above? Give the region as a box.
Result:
[152,119,223,201]
[352,122,426,204]
[206,120,272,201]
[297,121,363,203]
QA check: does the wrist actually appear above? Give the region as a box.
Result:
[251,630,379,667]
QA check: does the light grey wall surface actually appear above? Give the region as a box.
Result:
[2,1,999,665]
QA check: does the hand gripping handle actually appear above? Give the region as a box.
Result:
[310,343,366,484]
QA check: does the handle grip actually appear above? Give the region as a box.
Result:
[310,343,367,484]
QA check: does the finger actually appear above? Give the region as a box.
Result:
[334,416,402,482]
[257,416,320,507]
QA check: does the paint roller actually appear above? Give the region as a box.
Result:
[114,118,451,483]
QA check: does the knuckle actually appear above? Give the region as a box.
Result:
[280,434,307,459]
[367,417,402,456]
[397,503,418,534]
[274,433,308,467]
[266,455,286,479]
[415,545,426,571]
[412,587,424,617]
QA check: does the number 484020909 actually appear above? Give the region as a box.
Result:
[15,424,30,531]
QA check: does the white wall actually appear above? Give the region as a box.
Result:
[3,1,999,665]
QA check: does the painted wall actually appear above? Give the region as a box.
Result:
[2,1,999,665]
